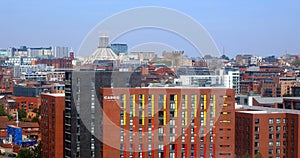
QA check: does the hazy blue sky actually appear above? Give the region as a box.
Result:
[0,0,299,57]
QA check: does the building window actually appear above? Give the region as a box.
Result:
[158,144,164,151]
[219,120,231,123]
[276,148,280,154]
[170,127,175,134]
[269,118,274,124]
[120,111,125,126]
[148,144,152,156]
[158,95,164,109]
[269,142,273,147]
[182,95,186,109]
[158,128,164,134]
[276,118,281,124]
[276,126,280,132]
[269,149,273,154]
[170,119,175,126]
[170,136,175,142]
[220,111,231,115]
[182,128,185,142]
[181,144,185,157]
[283,118,287,124]
[269,126,274,132]
[255,134,259,140]
[255,126,260,132]
[255,118,259,124]
[254,142,259,147]
[182,112,186,126]
[139,128,142,142]
[276,133,280,139]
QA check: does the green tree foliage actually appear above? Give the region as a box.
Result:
[283,93,292,97]
[0,104,14,121]
[18,109,27,120]
[241,152,251,158]
[32,107,41,117]
[32,108,38,114]
[7,115,14,121]
[31,116,40,124]
[21,118,29,122]
[0,104,6,116]
[221,54,230,60]
[255,151,263,158]
[16,148,34,158]
[32,142,41,158]
[292,61,300,67]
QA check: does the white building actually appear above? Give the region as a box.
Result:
[5,57,38,66]
[224,70,240,94]
[5,56,22,65]
[250,56,262,65]
[180,75,223,87]
[179,68,240,94]
[14,64,54,77]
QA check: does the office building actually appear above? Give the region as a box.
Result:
[64,70,235,158]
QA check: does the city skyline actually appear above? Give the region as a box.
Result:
[0,0,299,58]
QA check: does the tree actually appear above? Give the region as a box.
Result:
[32,108,38,114]
[32,142,41,158]
[221,54,230,60]
[21,118,29,122]
[16,148,34,158]
[241,152,251,158]
[32,106,41,117]
[292,60,300,67]
[255,151,263,158]
[283,93,292,97]
[0,104,7,116]
[32,116,40,124]
[18,109,27,120]
[7,114,14,121]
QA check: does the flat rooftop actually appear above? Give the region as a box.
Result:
[283,97,300,100]
[253,96,283,104]
[237,110,283,114]
[237,105,300,115]
[42,93,65,97]
[103,86,231,90]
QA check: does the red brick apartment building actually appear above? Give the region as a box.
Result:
[236,110,300,158]
[11,96,40,112]
[40,93,65,158]
[36,58,72,69]
[100,87,235,158]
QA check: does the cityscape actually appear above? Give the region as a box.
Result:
[0,1,299,158]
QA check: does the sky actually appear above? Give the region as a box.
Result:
[0,0,299,58]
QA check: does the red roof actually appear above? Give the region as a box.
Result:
[0,121,39,129]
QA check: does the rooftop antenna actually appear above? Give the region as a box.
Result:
[16,111,19,127]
